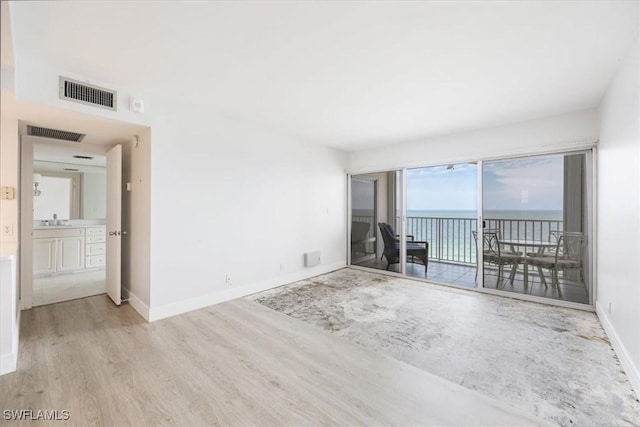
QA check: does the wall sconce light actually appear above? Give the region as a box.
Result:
[33,173,42,197]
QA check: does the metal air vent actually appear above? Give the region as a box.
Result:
[59,76,117,111]
[26,125,86,142]
[73,155,94,160]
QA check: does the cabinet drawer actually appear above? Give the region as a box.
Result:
[86,226,106,235]
[86,255,105,268]
[33,227,84,239]
[87,235,106,244]
[86,243,105,255]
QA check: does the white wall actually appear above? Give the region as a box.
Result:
[596,32,640,395]
[348,109,599,174]
[8,55,347,321]
[148,105,347,320]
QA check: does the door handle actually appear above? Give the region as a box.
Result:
[109,231,121,236]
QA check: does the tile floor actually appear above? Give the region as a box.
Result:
[33,269,106,306]
[353,258,590,304]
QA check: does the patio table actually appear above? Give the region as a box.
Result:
[499,239,556,286]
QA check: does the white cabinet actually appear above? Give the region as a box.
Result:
[57,236,85,272]
[85,226,106,268]
[33,238,57,275]
[33,226,104,277]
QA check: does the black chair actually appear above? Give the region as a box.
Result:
[378,222,428,273]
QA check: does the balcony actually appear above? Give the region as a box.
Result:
[351,216,589,304]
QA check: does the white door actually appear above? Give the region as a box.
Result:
[106,144,122,305]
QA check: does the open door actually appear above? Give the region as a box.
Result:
[106,144,122,305]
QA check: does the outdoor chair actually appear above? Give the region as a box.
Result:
[527,233,587,289]
[378,222,429,273]
[473,231,524,285]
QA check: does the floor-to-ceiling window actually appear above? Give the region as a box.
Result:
[481,152,591,304]
[349,149,593,306]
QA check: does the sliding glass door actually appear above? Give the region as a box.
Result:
[481,152,591,304]
[350,172,403,272]
[406,163,478,286]
[348,149,593,306]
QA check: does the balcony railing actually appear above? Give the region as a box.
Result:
[352,216,563,266]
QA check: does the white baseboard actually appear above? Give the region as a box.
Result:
[596,301,640,398]
[149,261,346,322]
[122,288,150,321]
[0,351,17,376]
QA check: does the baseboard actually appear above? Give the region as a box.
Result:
[148,261,346,322]
[0,351,17,376]
[122,288,150,321]
[596,301,640,398]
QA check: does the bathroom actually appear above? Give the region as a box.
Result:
[31,141,107,306]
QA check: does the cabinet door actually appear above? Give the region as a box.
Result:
[57,236,85,272]
[33,238,57,275]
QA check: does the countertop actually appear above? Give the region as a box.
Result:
[33,224,106,230]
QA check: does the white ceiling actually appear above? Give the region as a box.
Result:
[8,1,639,151]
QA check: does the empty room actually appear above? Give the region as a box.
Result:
[1,1,639,426]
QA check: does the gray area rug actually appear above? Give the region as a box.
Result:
[250,268,640,427]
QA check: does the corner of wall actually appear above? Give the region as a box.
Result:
[596,302,640,397]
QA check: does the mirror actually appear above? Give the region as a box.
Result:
[33,161,106,220]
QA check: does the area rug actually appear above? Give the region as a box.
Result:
[250,268,640,427]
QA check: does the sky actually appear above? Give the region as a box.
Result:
[352,156,565,212]
[406,156,564,211]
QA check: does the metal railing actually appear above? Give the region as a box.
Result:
[352,215,563,266]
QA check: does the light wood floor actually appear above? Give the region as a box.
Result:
[0,295,544,426]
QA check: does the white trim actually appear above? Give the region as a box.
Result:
[122,288,150,321]
[596,301,640,398]
[148,261,346,322]
[347,140,598,176]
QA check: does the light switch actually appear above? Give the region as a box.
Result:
[0,186,15,200]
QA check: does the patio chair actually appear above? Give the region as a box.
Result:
[378,222,428,273]
[527,233,587,289]
[473,231,524,285]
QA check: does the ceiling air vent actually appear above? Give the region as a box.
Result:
[59,76,117,111]
[26,125,86,142]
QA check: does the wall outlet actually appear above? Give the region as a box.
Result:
[279,263,285,272]
[225,274,232,286]
[2,224,13,237]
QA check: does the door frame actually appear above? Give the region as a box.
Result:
[19,136,115,309]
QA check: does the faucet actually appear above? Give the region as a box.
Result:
[53,213,58,226]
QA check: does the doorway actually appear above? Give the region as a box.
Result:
[31,143,108,306]
[18,118,144,310]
